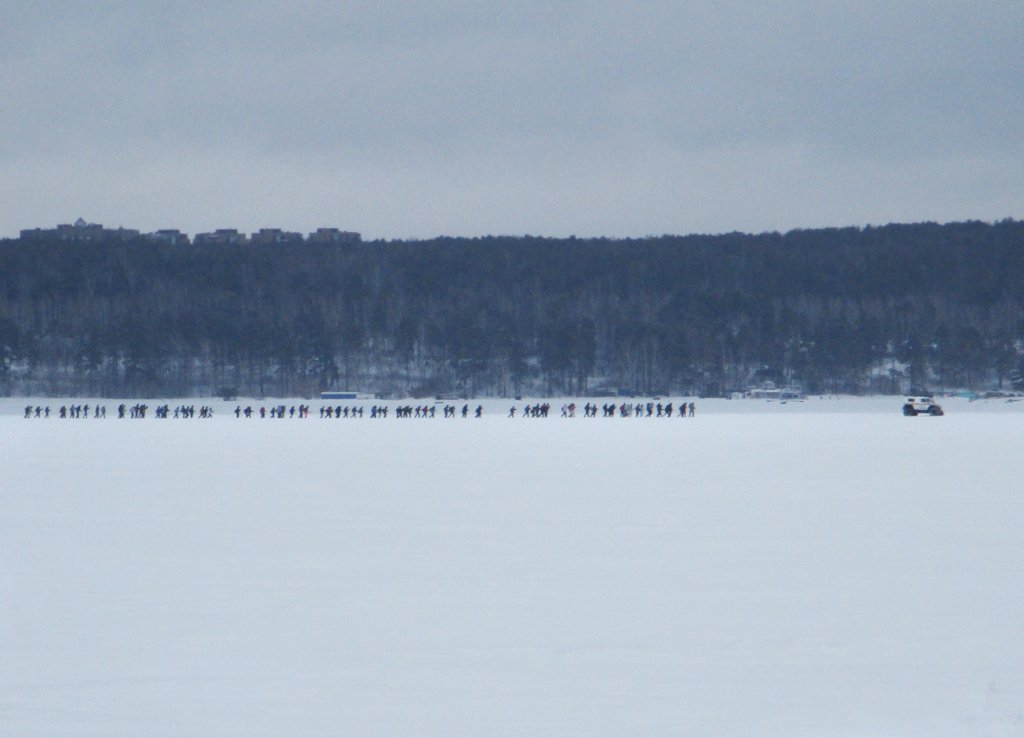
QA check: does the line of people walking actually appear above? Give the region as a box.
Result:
[22,403,218,419]
[582,401,695,418]
[24,400,697,420]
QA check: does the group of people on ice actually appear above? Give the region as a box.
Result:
[24,399,697,420]
[153,405,214,419]
[514,401,696,418]
[22,403,216,419]
[116,403,215,419]
[581,401,695,418]
[509,403,553,418]
[392,404,484,418]
[23,404,105,419]
[236,404,314,419]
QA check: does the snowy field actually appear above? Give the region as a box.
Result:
[3,396,1024,736]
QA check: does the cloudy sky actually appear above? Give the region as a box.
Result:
[2,1,1021,239]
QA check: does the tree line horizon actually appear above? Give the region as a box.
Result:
[1,218,1023,399]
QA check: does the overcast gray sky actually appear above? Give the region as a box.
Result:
[2,1,1021,239]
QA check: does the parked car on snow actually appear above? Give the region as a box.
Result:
[902,396,944,416]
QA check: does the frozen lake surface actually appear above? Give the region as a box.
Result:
[3,397,1024,736]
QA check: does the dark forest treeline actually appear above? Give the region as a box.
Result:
[2,220,1023,398]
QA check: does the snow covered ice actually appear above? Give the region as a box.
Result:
[3,397,1024,736]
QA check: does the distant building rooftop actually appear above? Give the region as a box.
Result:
[193,229,248,246]
[251,228,304,245]
[308,228,361,244]
[145,229,191,246]
[20,218,140,242]
[18,221,362,246]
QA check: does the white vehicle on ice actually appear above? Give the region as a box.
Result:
[902,396,944,416]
